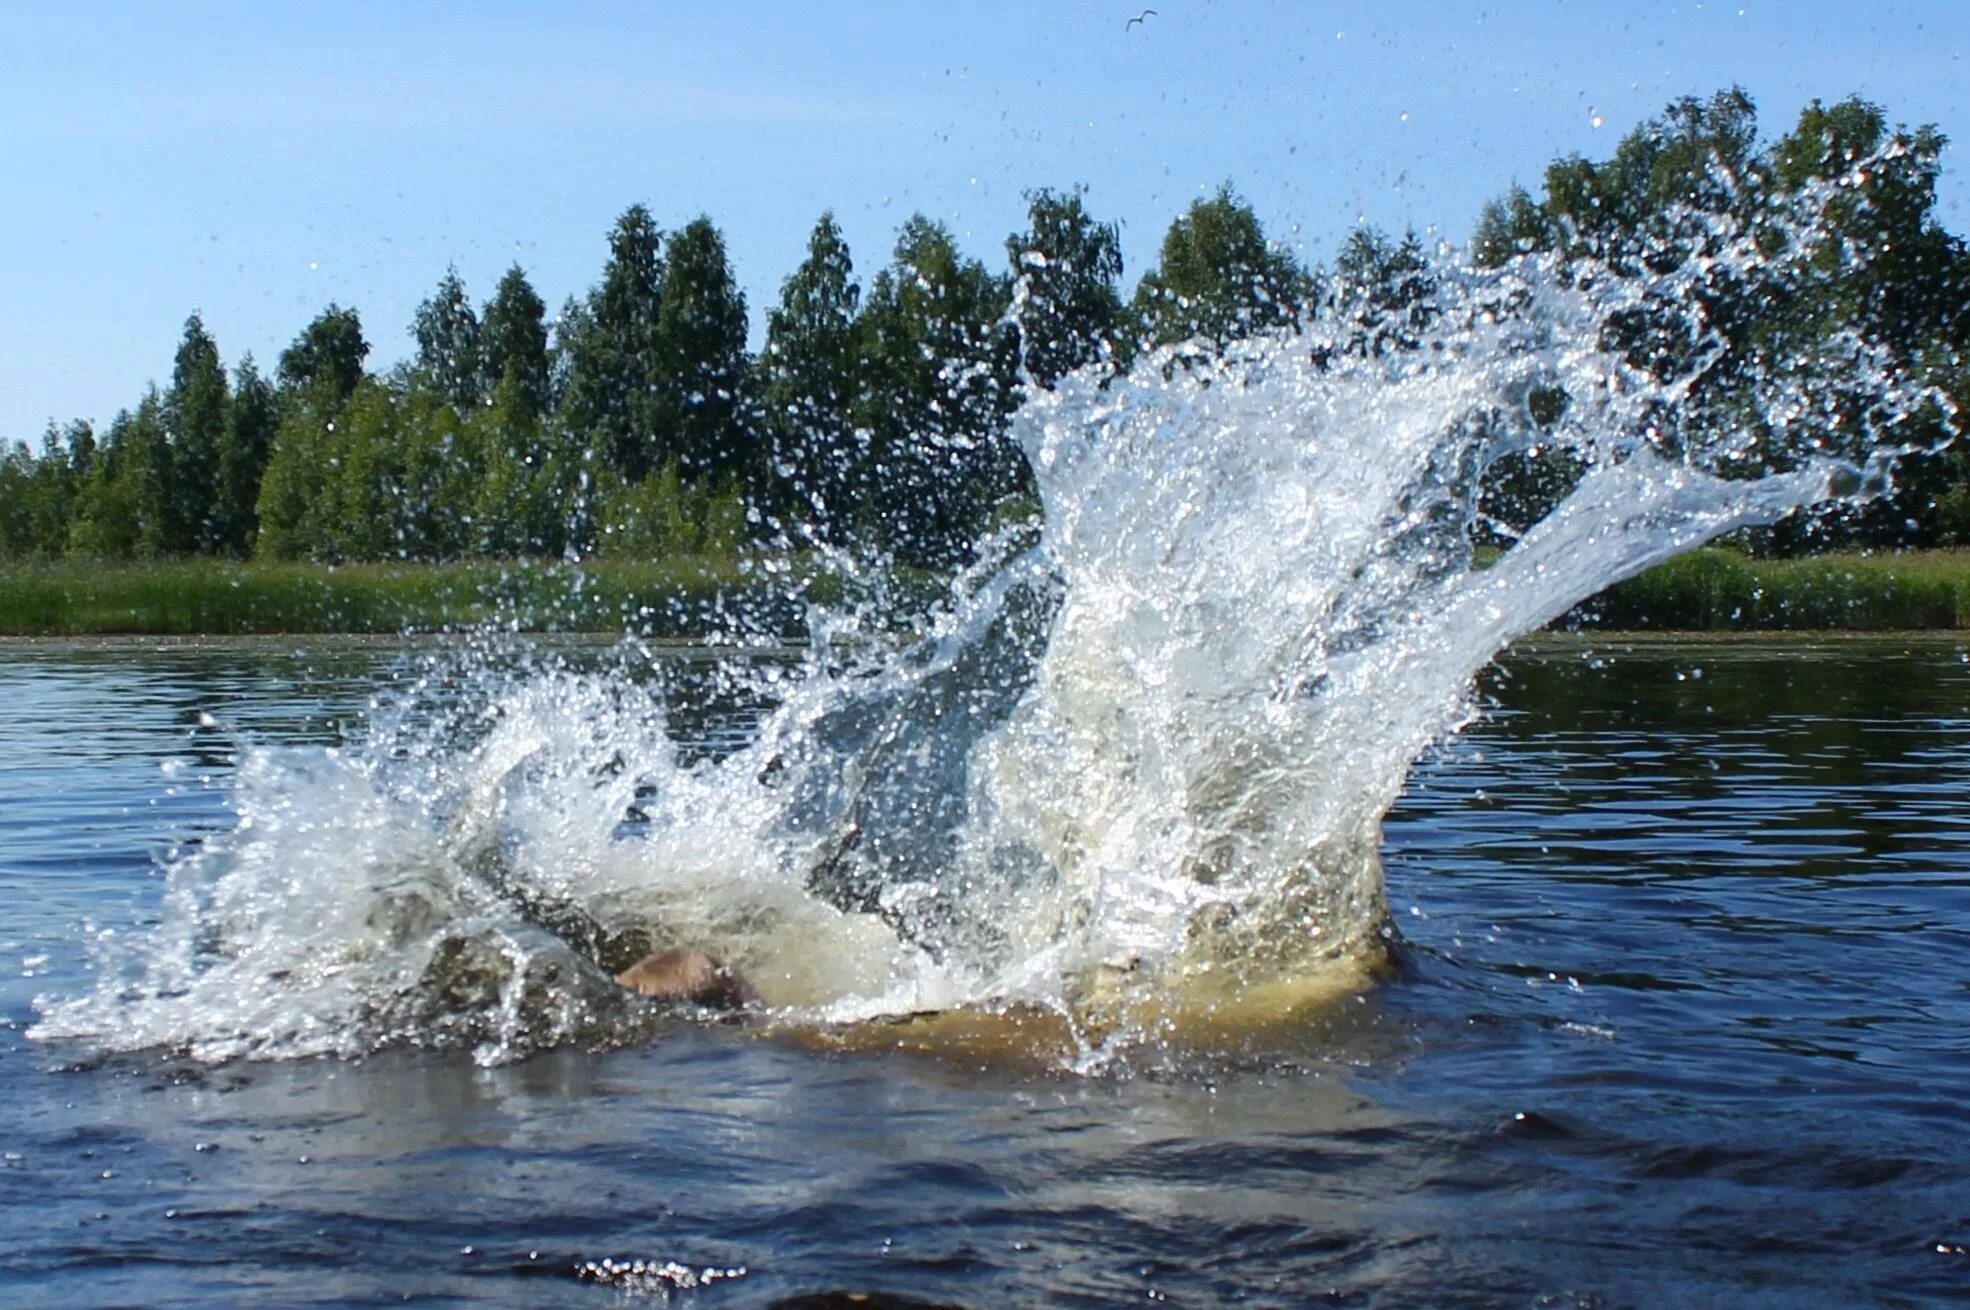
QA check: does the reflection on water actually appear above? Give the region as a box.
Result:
[3,638,1968,1306]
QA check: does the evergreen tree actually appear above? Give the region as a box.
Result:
[321,379,403,561]
[0,423,85,559]
[215,357,277,556]
[653,216,752,483]
[469,370,569,556]
[1133,184,1315,351]
[562,205,666,480]
[164,313,230,552]
[1006,187,1126,386]
[411,267,483,409]
[254,395,335,561]
[31,422,89,557]
[762,211,862,544]
[278,305,370,408]
[70,394,171,558]
[855,215,1021,565]
[1330,226,1440,357]
[0,442,32,559]
[67,412,137,559]
[1470,185,1555,268]
[479,265,552,420]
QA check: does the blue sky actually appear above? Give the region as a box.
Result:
[4,0,1967,443]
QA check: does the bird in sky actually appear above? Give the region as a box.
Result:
[1126,8,1157,30]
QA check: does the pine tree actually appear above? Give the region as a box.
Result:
[855,215,1020,566]
[1330,226,1439,357]
[278,305,370,408]
[1006,187,1125,386]
[653,216,752,483]
[164,313,230,553]
[411,267,483,409]
[762,211,862,544]
[562,205,666,480]
[216,357,277,555]
[479,265,552,420]
[1133,184,1315,351]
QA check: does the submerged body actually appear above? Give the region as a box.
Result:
[616,947,760,1012]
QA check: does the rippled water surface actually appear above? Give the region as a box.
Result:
[3,636,1967,1308]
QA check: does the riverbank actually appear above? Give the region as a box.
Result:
[1569,547,1970,632]
[3,548,1969,636]
[0,557,859,638]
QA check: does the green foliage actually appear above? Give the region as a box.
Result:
[653,216,752,483]
[1470,87,1970,550]
[592,462,747,559]
[1470,186,1554,268]
[9,109,1970,586]
[1133,184,1315,350]
[411,266,483,409]
[0,443,32,558]
[216,358,277,556]
[762,211,863,545]
[0,423,86,560]
[1575,546,1970,630]
[480,265,552,420]
[1330,226,1439,357]
[253,391,336,562]
[562,204,666,480]
[278,304,370,406]
[855,214,1022,567]
[1007,186,1126,385]
[164,313,230,553]
[0,556,823,637]
[467,369,575,557]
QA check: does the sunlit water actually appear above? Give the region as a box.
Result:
[9,175,1969,1302]
[27,207,1943,1067]
[3,637,1967,1307]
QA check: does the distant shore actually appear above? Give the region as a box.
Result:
[2,548,1968,637]
[0,556,852,639]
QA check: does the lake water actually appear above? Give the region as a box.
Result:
[2,636,1967,1308]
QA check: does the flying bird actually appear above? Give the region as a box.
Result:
[1126,8,1157,30]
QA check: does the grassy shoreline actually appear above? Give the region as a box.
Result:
[3,548,1970,637]
[1570,547,1970,632]
[0,557,856,639]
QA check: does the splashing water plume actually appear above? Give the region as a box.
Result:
[34,164,1946,1068]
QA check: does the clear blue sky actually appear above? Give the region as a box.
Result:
[4,0,1967,444]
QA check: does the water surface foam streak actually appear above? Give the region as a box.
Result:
[34,211,1929,1066]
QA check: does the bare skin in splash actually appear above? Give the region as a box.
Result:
[614,947,761,1013]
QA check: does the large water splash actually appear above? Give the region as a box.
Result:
[34,166,1945,1066]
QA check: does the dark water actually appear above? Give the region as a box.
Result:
[2,636,1967,1308]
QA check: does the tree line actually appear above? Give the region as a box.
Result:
[4,87,1969,570]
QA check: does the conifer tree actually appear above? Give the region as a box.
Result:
[762,211,862,543]
[1133,185,1315,351]
[855,215,1020,565]
[216,358,277,555]
[164,313,230,553]
[479,265,552,420]
[411,267,483,409]
[562,205,666,480]
[278,305,370,408]
[1006,187,1125,386]
[1330,226,1439,357]
[653,216,752,484]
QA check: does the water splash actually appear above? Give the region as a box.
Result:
[34,169,1944,1067]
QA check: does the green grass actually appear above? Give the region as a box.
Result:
[1572,547,1970,631]
[5,548,1970,636]
[0,556,853,638]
